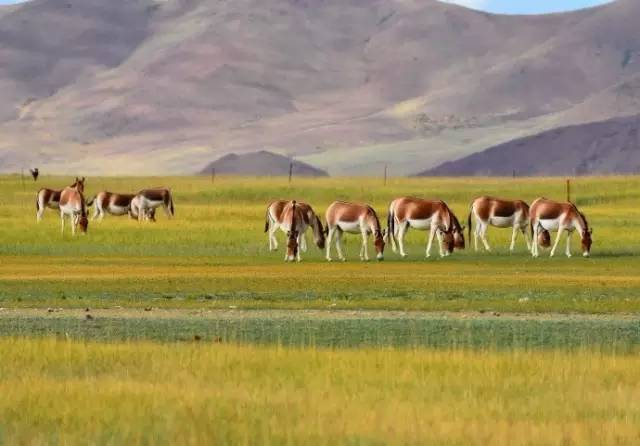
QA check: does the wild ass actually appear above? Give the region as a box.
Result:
[277,201,307,262]
[59,179,88,236]
[129,195,157,222]
[468,196,531,252]
[264,200,325,252]
[325,201,385,262]
[386,197,465,258]
[129,188,174,221]
[530,198,593,258]
[87,192,135,220]
[36,177,85,221]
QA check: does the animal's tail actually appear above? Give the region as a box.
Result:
[35,193,40,213]
[467,208,472,242]
[86,196,95,207]
[166,190,175,217]
[387,204,397,247]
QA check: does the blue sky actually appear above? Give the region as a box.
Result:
[441,0,614,14]
[0,0,617,13]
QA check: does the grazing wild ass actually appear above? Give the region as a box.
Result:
[59,178,88,235]
[386,197,465,258]
[530,198,592,258]
[129,195,157,222]
[325,201,385,262]
[87,192,135,220]
[468,196,531,252]
[129,188,174,221]
[277,200,307,262]
[264,200,325,252]
[36,177,85,222]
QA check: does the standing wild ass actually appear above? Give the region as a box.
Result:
[59,178,89,235]
[530,198,592,258]
[468,196,531,252]
[277,201,307,262]
[386,197,465,258]
[325,201,385,262]
[87,192,135,220]
[264,200,325,252]
[36,177,85,221]
[129,188,174,221]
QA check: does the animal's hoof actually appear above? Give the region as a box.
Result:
[566,254,572,258]
[340,258,346,262]
[326,258,333,262]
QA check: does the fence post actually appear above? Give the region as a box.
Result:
[566,179,571,202]
[383,164,388,186]
[288,161,293,184]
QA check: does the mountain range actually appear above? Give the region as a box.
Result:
[0,0,639,175]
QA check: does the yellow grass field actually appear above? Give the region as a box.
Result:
[1,338,639,445]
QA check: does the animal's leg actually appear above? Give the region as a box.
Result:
[360,229,369,261]
[301,230,308,253]
[426,227,437,258]
[509,225,518,252]
[296,233,303,262]
[473,221,480,251]
[60,211,65,235]
[549,227,564,257]
[390,219,398,253]
[71,214,77,236]
[336,229,346,262]
[325,227,335,261]
[436,230,446,257]
[531,224,539,257]
[397,222,409,258]
[480,224,491,252]
[565,231,572,258]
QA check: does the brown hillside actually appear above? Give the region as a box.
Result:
[0,0,638,175]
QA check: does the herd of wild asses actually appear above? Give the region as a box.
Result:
[35,178,593,261]
[35,178,174,235]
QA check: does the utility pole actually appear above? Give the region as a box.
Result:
[288,161,293,184]
[566,179,571,202]
[383,164,388,186]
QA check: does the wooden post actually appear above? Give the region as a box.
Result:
[566,179,571,202]
[383,164,388,186]
[288,161,293,184]
[512,169,516,179]
[211,167,215,184]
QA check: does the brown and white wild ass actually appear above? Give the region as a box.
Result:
[325,201,385,262]
[530,198,592,258]
[468,196,531,252]
[36,177,85,222]
[129,188,174,221]
[386,197,465,258]
[87,192,135,220]
[59,178,89,235]
[264,200,325,253]
[129,195,157,222]
[277,200,307,262]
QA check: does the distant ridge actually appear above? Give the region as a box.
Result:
[200,151,329,177]
[418,115,640,176]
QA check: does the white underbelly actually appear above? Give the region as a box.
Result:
[140,198,164,209]
[539,219,560,231]
[337,220,362,233]
[407,218,433,231]
[489,216,515,228]
[107,205,129,216]
[59,203,79,214]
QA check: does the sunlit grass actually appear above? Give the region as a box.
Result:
[0,338,639,445]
